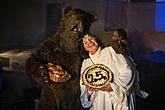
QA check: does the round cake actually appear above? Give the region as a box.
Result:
[82,64,113,89]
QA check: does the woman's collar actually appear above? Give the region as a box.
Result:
[89,47,101,59]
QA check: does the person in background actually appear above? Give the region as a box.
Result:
[111,28,132,56]
[80,33,136,110]
[111,28,149,99]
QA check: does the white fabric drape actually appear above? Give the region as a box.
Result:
[80,46,135,110]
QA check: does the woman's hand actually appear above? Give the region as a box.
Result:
[99,84,113,92]
[86,84,113,92]
[86,86,95,91]
[86,86,99,91]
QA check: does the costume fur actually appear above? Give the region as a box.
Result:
[26,6,97,110]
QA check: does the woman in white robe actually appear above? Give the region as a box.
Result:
[111,28,149,99]
[80,34,136,110]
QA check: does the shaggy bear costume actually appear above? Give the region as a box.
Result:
[26,6,97,110]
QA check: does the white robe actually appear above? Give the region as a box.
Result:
[80,46,135,110]
[126,56,149,99]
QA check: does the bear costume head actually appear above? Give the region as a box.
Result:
[48,6,98,54]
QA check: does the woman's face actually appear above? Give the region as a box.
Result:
[83,37,98,55]
[112,31,121,42]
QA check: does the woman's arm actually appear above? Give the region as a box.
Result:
[109,49,134,103]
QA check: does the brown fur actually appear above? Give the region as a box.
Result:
[26,6,97,110]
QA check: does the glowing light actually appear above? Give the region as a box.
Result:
[156,4,165,31]
[156,0,165,2]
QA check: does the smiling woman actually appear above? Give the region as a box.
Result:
[82,34,98,55]
[80,33,136,110]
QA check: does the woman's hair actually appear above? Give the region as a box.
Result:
[111,28,134,59]
[115,28,127,40]
[111,28,128,55]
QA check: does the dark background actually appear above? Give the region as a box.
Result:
[0,0,165,110]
